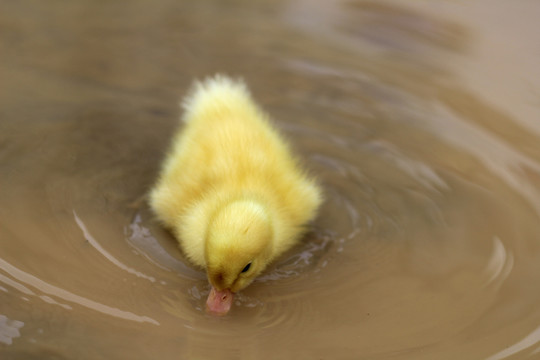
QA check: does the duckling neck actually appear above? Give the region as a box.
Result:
[219,198,269,220]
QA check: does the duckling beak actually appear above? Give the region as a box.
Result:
[206,287,234,316]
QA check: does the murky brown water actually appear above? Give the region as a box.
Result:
[2,0,540,359]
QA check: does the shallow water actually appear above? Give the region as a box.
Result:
[1,0,540,359]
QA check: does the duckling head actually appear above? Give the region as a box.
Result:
[204,199,273,315]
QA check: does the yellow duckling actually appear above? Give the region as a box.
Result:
[149,75,322,315]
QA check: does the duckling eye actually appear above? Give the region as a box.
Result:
[241,263,251,273]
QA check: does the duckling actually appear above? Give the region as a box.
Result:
[149,75,322,315]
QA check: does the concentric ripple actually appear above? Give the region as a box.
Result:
[1,0,540,359]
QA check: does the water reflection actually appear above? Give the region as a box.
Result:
[0,315,24,346]
[74,211,157,283]
[487,325,540,360]
[0,258,159,325]
[484,237,513,288]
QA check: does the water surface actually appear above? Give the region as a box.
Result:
[1,0,540,359]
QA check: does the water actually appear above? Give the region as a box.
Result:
[1,0,540,359]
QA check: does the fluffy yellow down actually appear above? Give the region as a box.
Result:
[150,75,322,294]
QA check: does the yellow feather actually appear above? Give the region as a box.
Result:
[150,74,322,294]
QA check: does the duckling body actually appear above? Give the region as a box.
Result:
[150,75,322,315]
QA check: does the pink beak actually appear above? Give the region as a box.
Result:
[206,286,234,316]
